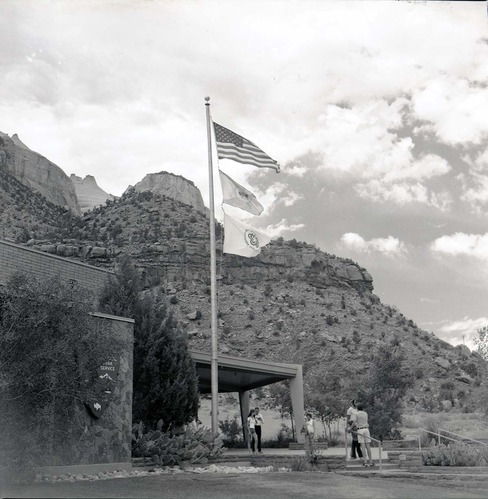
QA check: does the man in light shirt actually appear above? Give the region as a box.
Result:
[349,402,373,467]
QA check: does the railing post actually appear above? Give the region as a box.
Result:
[438,429,441,446]
[379,440,382,471]
[418,428,421,452]
[344,428,348,465]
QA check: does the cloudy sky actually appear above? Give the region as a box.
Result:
[1,0,487,349]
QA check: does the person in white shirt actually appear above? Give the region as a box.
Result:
[305,413,315,438]
[349,402,373,467]
[247,409,257,454]
[303,413,316,453]
[254,407,264,454]
[346,399,361,459]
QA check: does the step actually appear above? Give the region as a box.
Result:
[387,450,423,456]
[345,461,400,472]
[381,440,418,451]
[289,442,329,450]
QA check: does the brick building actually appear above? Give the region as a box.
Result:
[0,240,134,470]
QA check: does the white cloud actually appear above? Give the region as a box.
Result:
[340,233,407,257]
[434,316,488,350]
[312,99,412,177]
[431,232,488,260]
[474,147,488,172]
[383,154,451,183]
[265,219,305,238]
[0,1,486,200]
[285,164,308,177]
[461,173,488,207]
[412,77,488,146]
[352,151,452,208]
[420,297,440,304]
[260,183,302,210]
[282,190,302,207]
[356,180,452,210]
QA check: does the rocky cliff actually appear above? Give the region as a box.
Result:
[1,162,485,415]
[0,132,81,215]
[130,171,207,214]
[18,187,484,414]
[71,174,115,213]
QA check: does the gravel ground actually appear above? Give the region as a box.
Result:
[3,467,488,499]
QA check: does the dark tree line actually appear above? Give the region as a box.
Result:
[98,256,199,430]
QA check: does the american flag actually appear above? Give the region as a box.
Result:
[213,122,280,173]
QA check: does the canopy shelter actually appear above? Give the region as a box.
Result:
[190,350,305,443]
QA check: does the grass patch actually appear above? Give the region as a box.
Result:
[401,411,488,441]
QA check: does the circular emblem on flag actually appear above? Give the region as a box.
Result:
[236,189,251,202]
[244,229,260,250]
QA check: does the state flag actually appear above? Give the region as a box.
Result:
[223,211,271,258]
[219,170,264,216]
[213,122,280,173]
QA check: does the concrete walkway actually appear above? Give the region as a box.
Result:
[222,446,386,460]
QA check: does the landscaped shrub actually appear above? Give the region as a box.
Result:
[132,426,224,466]
[0,273,124,476]
[422,442,488,467]
[263,424,295,448]
[290,456,310,471]
[219,416,244,448]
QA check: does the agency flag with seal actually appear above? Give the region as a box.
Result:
[223,211,271,258]
[219,170,264,216]
[213,122,280,173]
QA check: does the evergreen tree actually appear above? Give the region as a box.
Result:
[475,326,488,360]
[98,256,199,430]
[305,360,351,438]
[356,345,413,440]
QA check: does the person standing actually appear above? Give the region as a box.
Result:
[346,399,359,459]
[347,422,363,461]
[303,413,316,447]
[349,402,373,467]
[247,409,257,454]
[254,407,264,454]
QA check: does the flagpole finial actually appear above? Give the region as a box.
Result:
[205,96,210,106]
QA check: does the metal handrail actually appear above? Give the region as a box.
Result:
[344,428,382,471]
[438,428,488,447]
[418,427,488,452]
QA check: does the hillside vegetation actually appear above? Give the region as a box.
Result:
[1,167,487,420]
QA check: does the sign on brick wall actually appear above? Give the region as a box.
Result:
[86,357,120,418]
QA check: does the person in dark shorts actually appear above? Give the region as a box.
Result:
[254,407,264,454]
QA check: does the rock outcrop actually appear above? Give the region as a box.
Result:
[0,132,81,215]
[130,171,207,214]
[71,174,115,213]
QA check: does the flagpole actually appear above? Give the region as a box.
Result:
[205,96,219,435]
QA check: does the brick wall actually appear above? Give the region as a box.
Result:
[0,240,113,293]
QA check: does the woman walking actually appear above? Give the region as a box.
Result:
[247,409,257,454]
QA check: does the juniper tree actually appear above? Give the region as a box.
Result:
[98,256,199,430]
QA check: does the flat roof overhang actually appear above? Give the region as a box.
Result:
[190,350,301,393]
